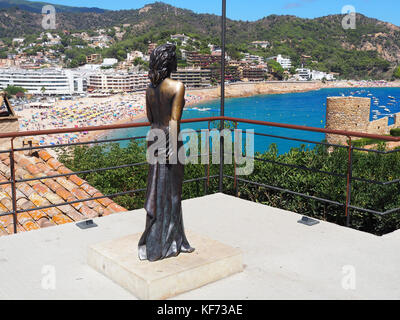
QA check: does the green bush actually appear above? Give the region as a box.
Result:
[390,128,400,137]
[59,139,400,236]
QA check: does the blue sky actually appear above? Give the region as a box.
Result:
[41,0,400,26]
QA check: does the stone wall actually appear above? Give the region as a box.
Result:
[325,97,371,145]
[326,97,400,146]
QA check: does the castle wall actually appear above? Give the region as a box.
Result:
[325,97,371,145]
[367,117,390,136]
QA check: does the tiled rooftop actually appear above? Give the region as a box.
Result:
[0,148,127,236]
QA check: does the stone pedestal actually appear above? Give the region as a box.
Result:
[87,231,243,300]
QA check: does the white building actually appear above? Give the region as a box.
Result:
[88,71,148,92]
[242,53,264,65]
[251,41,270,49]
[102,58,118,67]
[0,68,86,95]
[171,34,190,45]
[276,55,292,69]
[295,68,311,81]
[311,70,335,81]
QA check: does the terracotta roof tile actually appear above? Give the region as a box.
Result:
[38,150,53,162]
[22,220,40,231]
[58,204,83,221]
[107,203,128,213]
[28,193,48,207]
[24,174,36,186]
[41,206,62,218]
[48,158,63,170]
[0,153,9,161]
[52,213,73,225]
[58,166,73,175]
[69,174,85,186]
[0,163,11,179]
[102,207,114,216]
[32,183,50,196]
[18,158,32,168]
[43,179,60,192]
[0,202,9,213]
[0,226,8,236]
[0,198,12,211]
[0,150,128,236]
[56,177,76,192]
[79,205,99,219]
[94,192,113,207]
[18,182,36,198]
[80,183,99,196]
[0,214,13,228]
[16,198,35,211]
[25,163,41,176]
[37,217,55,228]
[17,212,32,225]
[43,192,64,205]
[71,187,90,200]
[55,187,72,201]
[29,209,47,221]
[93,205,105,217]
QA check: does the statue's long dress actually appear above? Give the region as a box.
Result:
[138,122,193,262]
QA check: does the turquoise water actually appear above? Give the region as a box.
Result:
[106,87,400,154]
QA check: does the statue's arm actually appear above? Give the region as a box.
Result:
[168,82,185,163]
[146,90,153,123]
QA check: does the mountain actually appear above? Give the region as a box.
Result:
[0,1,399,79]
[0,0,106,13]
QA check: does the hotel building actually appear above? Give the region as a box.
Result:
[171,68,211,88]
[88,72,148,92]
[0,68,86,95]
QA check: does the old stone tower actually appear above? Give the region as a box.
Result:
[325,97,400,145]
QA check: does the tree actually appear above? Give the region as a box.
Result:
[393,66,400,79]
[267,60,284,80]
[4,86,26,98]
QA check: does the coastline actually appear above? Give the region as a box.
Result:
[15,80,400,156]
[186,80,400,106]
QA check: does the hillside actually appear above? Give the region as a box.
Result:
[0,0,106,13]
[0,1,399,79]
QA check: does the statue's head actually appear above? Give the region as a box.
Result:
[148,43,177,88]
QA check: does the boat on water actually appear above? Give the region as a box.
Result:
[384,108,390,112]
[389,96,395,99]
[388,103,394,105]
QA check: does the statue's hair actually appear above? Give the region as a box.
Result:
[148,44,177,87]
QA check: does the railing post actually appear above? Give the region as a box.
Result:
[204,121,211,196]
[9,138,17,234]
[345,136,353,227]
[219,0,226,193]
[234,121,238,197]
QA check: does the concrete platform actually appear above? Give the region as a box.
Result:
[87,232,243,300]
[0,193,399,300]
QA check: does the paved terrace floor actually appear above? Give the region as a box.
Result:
[0,193,399,300]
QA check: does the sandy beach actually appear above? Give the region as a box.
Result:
[13,79,400,157]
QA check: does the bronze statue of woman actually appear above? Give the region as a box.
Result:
[138,44,195,262]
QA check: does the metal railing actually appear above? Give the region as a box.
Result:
[1,116,400,234]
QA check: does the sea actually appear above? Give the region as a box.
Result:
[106,87,400,155]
